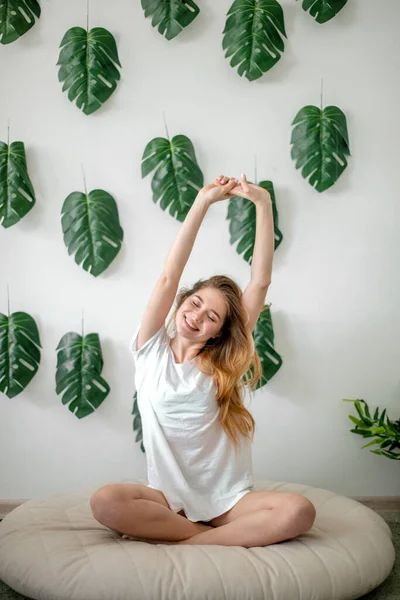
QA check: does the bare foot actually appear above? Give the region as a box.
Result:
[122,534,178,545]
[121,523,213,545]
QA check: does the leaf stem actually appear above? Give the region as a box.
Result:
[320,77,323,110]
[163,110,170,141]
[81,163,88,196]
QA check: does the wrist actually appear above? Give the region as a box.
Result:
[196,192,211,209]
[254,192,272,207]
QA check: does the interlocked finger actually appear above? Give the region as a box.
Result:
[223,177,238,192]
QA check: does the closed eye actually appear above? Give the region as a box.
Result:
[192,300,215,322]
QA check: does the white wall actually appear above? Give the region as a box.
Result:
[1,0,399,500]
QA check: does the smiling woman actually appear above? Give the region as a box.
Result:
[169,286,228,363]
[89,174,296,548]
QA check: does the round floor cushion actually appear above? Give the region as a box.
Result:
[0,479,395,600]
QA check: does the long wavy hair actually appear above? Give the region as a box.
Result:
[166,275,263,454]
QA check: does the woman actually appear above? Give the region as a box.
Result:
[90,174,316,547]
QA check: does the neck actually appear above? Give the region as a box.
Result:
[170,335,203,363]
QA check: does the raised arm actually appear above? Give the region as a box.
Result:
[136,177,238,351]
[242,197,274,332]
[217,174,275,333]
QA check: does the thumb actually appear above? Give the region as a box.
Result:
[240,173,250,193]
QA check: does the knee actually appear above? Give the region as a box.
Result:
[90,485,119,521]
[286,495,316,532]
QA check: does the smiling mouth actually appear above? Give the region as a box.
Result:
[184,315,199,331]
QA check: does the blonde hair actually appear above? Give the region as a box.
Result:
[166,275,263,453]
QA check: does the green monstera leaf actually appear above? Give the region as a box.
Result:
[57,26,121,115]
[142,134,204,222]
[0,141,36,228]
[0,0,40,44]
[141,0,200,40]
[298,0,348,23]
[222,0,287,81]
[227,181,282,264]
[0,312,41,398]
[244,304,282,390]
[55,331,110,418]
[132,391,145,454]
[290,105,350,192]
[61,189,124,277]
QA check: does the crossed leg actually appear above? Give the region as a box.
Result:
[177,490,316,547]
[90,484,316,548]
[90,484,213,544]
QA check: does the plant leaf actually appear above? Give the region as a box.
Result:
[370,450,400,460]
[141,134,203,222]
[55,331,110,418]
[379,408,387,426]
[299,0,348,24]
[132,391,146,453]
[353,400,373,426]
[222,0,287,81]
[290,105,350,192]
[0,141,36,228]
[61,189,124,277]
[57,26,121,115]
[226,180,282,264]
[348,415,363,428]
[0,0,40,44]
[0,311,41,398]
[243,304,282,390]
[361,399,371,419]
[141,0,200,40]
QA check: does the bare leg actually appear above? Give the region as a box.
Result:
[94,497,213,543]
[177,508,309,547]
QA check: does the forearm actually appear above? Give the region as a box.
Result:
[251,199,275,286]
[163,193,210,280]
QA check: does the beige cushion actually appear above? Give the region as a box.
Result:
[0,479,395,599]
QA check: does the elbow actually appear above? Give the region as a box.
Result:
[255,280,271,290]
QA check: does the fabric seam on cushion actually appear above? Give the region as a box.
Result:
[158,545,189,600]
[232,546,268,598]
[191,544,228,599]
[117,536,150,600]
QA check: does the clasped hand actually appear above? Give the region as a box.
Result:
[198,174,271,206]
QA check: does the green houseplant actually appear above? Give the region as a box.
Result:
[343,398,400,461]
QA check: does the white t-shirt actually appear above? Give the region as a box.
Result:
[129,320,254,523]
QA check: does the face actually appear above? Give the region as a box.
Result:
[176,287,227,342]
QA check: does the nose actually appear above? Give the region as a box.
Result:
[192,311,203,325]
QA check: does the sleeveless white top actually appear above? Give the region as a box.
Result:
[129,320,254,522]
